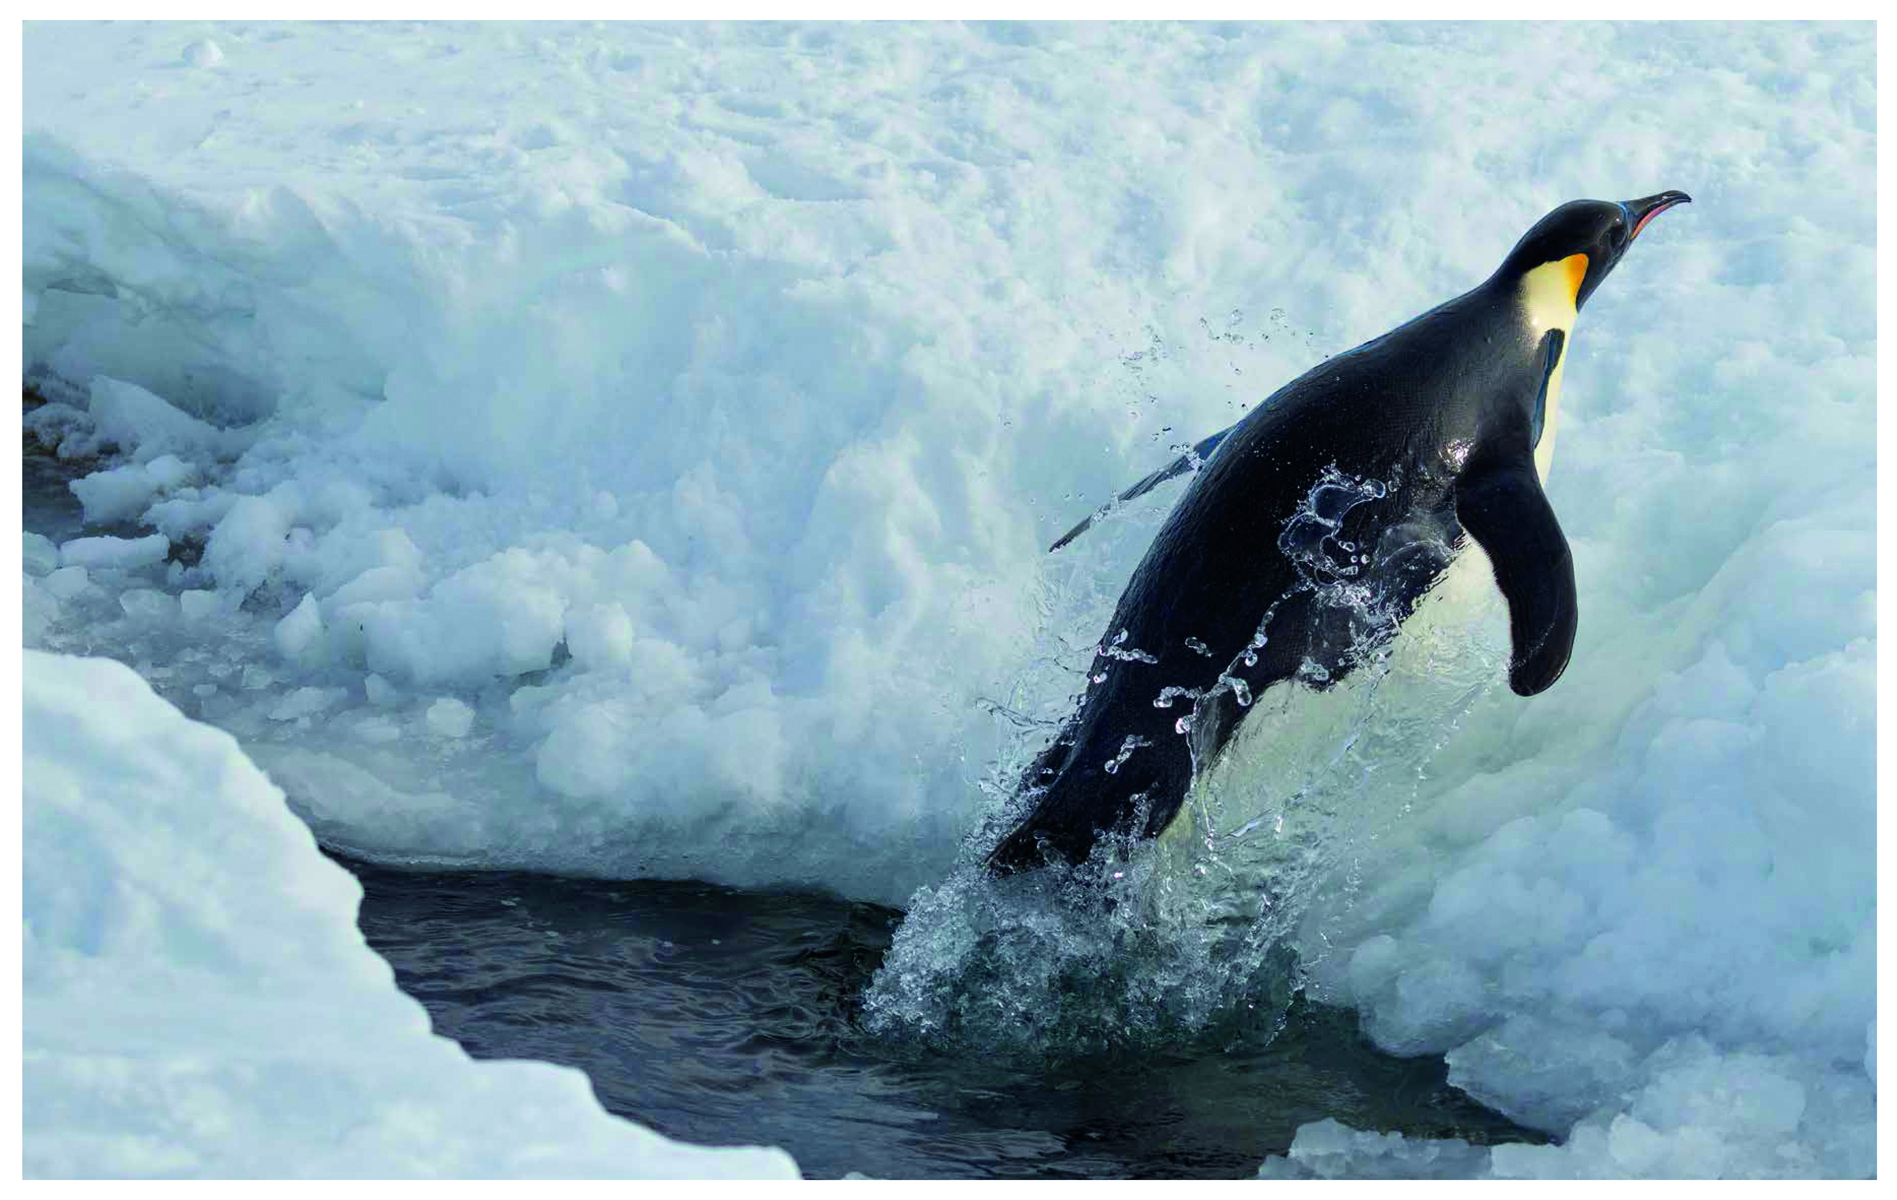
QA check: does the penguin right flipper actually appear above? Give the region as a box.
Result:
[1049,425,1236,552]
[1454,453,1578,696]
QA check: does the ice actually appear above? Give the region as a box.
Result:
[22,20,1874,1179]
[201,494,292,597]
[180,38,222,68]
[24,531,60,576]
[58,533,169,571]
[425,697,476,739]
[117,588,176,623]
[1256,1119,1493,1180]
[178,589,218,620]
[268,686,345,722]
[42,566,91,601]
[69,455,198,524]
[565,601,636,670]
[24,575,61,645]
[273,592,323,661]
[22,651,798,1179]
[88,375,249,463]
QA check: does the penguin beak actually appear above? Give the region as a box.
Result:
[1624,191,1692,242]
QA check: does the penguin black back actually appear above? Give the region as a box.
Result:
[990,192,1690,875]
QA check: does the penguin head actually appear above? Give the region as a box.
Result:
[1499,191,1692,310]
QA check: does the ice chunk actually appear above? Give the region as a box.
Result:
[364,673,400,706]
[181,38,223,68]
[87,376,243,464]
[274,593,324,662]
[426,697,476,739]
[1257,1120,1492,1180]
[118,589,176,623]
[267,686,346,722]
[566,601,635,670]
[329,564,424,607]
[69,455,198,524]
[178,589,218,621]
[203,494,291,597]
[58,533,169,571]
[24,576,60,645]
[69,464,157,524]
[357,549,567,686]
[23,532,59,576]
[42,566,90,600]
[352,715,402,744]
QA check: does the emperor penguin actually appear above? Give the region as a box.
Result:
[989,191,1692,875]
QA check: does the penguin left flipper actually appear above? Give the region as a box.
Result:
[1049,425,1237,552]
[1454,452,1578,696]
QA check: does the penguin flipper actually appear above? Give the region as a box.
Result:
[1455,454,1577,696]
[1048,425,1236,553]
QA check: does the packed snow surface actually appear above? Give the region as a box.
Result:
[22,20,1874,1179]
[21,652,799,1178]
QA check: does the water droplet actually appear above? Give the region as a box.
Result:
[1155,685,1198,710]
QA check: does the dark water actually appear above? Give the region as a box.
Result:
[339,856,1547,1179]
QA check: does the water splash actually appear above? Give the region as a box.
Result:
[867,454,1500,1064]
[1099,628,1161,664]
[1103,734,1152,775]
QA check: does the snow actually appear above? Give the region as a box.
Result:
[22,651,799,1179]
[21,19,1875,1180]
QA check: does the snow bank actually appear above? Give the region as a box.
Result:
[22,650,799,1179]
[22,20,1875,1178]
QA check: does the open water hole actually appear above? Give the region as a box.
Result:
[338,855,1548,1179]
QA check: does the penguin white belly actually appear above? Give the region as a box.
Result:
[1157,540,1510,893]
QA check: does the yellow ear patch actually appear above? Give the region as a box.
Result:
[1521,255,1584,333]
[1564,253,1589,303]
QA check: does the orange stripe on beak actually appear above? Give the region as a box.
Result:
[1564,253,1589,305]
